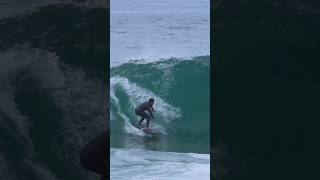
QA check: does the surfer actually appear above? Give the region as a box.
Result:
[135,98,155,128]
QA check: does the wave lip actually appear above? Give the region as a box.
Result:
[111,148,210,180]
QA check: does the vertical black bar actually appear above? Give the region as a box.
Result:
[213,1,317,180]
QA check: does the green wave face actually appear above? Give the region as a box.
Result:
[110,56,210,154]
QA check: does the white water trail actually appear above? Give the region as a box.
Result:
[111,148,210,180]
[110,76,181,135]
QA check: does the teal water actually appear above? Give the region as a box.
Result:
[110,0,210,179]
[110,56,210,154]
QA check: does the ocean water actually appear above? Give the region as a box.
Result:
[110,0,210,179]
[0,2,108,180]
[111,148,210,180]
[111,0,210,67]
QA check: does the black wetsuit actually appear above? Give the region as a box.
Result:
[135,101,154,127]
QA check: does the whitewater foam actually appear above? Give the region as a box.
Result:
[111,148,210,180]
[111,76,181,122]
[0,46,106,179]
[111,76,179,137]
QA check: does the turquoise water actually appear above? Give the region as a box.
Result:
[110,56,210,154]
[110,0,210,179]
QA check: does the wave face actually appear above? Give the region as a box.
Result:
[0,4,108,180]
[111,148,210,180]
[110,56,210,154]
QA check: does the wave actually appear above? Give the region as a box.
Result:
[0,45,107,179]
[0,4,108,79]
[110,56,210,154]
[0,0,107,19]
[0,3,108,179]
[110,148,210,180]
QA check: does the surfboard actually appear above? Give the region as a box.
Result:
[132,122,143,129]
[131,122,162,135]
[142,128,162,136]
